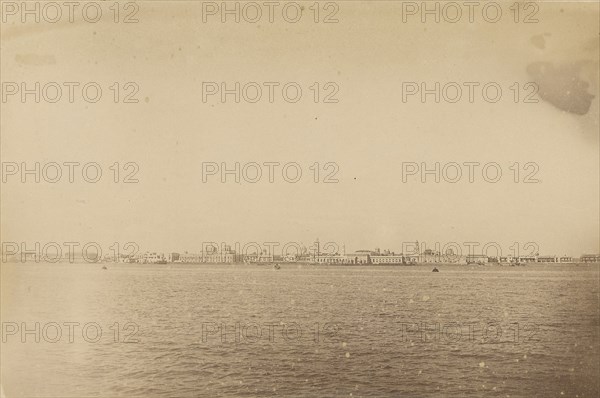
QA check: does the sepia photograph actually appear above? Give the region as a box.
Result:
[1,1,599,396]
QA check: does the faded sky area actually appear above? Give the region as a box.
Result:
[1,1,598,256]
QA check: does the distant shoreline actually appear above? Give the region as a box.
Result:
[2,261,599,267]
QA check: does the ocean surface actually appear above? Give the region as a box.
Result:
[1,263,598,397]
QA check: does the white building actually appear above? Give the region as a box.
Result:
[370,255,404,265]
[180,252,201,263]
[315,255,347,264]
[466,255,489,264]
[537,255,558,263]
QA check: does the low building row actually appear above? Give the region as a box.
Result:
[118,250,600,265]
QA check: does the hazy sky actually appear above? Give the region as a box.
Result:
[1,1,598,257]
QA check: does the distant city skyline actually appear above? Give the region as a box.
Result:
[1,238,598,261]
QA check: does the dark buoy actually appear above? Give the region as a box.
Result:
[432,267,439,272]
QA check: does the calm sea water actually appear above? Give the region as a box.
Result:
[1,263,599,397]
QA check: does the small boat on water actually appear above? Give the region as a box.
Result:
[432,267,439,272]
[273,263,281,270]
[102,265,108,270]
